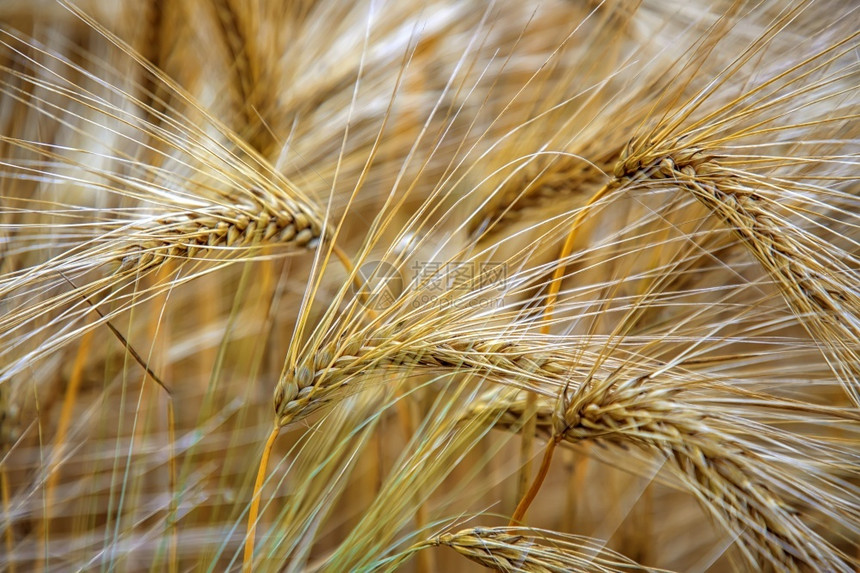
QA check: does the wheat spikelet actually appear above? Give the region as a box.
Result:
[462,0,745,240]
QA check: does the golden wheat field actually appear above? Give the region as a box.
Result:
[0,0,858,571]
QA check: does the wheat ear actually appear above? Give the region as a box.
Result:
[0,21,331,383]
[113,202,326,273]
[613,139,860,405]
[419,526,670,572]
[469,152,611,238]
[272,329,608,428]
[208,0,276,156]
[466,378,860,571]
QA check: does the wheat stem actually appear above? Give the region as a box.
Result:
[244,425,279,572]
[37,324,93,573]
[515,179,616,519]
[1,469,12,573]
[165,399,177,573]
[509,436,558,526]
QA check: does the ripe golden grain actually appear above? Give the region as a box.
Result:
[1,1,857,572]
